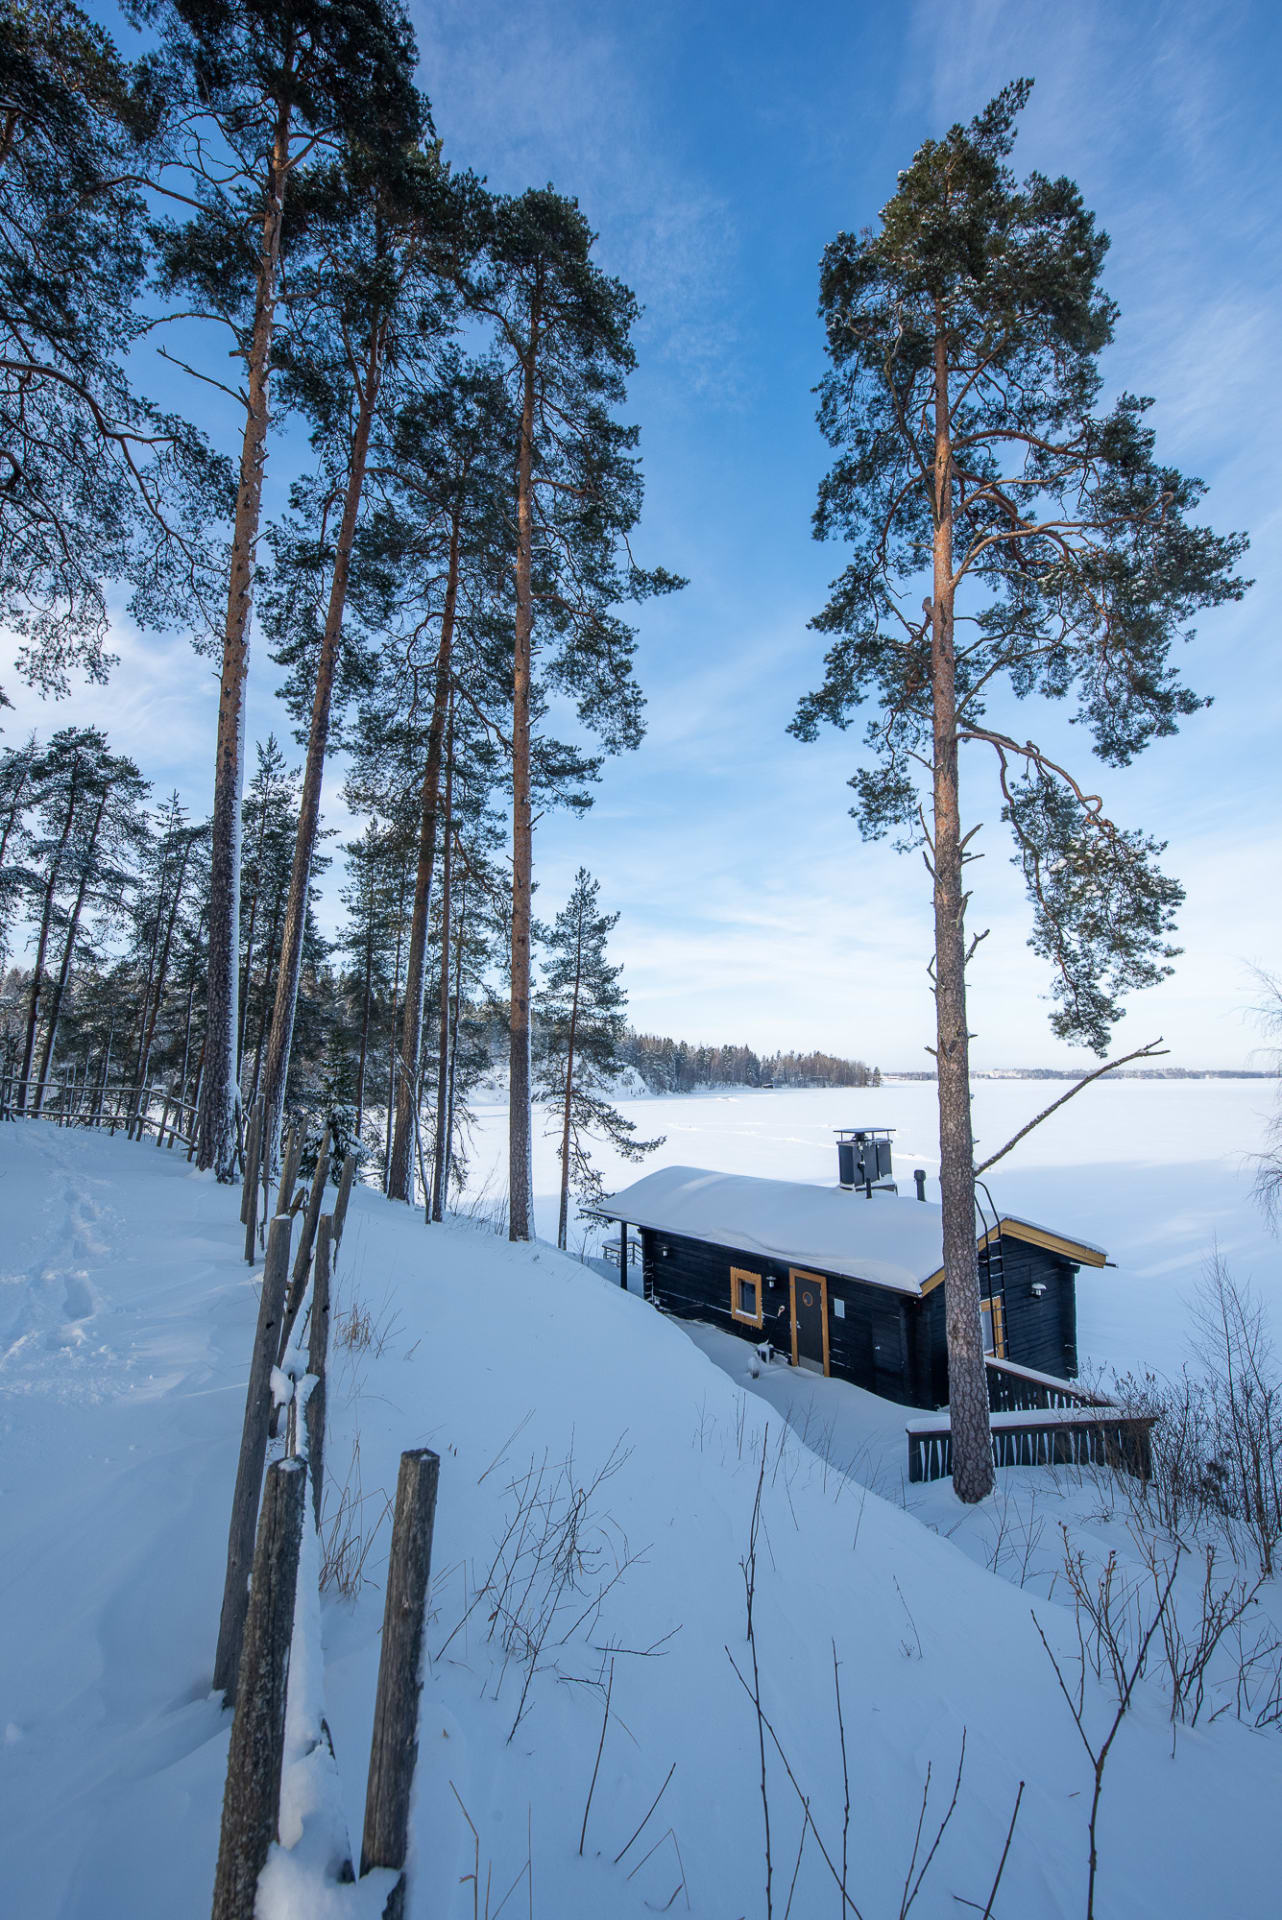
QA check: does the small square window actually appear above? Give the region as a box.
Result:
[833,1298,846,1319]
[731,1268,763,1326]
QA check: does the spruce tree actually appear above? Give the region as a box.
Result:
[794,83,1247,1500]
[467,187,684,1240]
[536,868,661,1249]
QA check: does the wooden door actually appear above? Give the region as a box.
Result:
[789,1269,829,1375]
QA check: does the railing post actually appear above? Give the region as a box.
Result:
[213,1214,294,1703]
[360,1449,440,1918]
[210,1457,307,1920]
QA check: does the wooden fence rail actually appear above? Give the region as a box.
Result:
[907,1406,1158,1485]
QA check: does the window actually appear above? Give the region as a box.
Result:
[980,1296,1006,1359]
[731,1268,763,1327]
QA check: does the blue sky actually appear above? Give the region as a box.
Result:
[4,0,1279,1068]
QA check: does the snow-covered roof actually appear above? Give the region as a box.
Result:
[599,1165,1107,1296]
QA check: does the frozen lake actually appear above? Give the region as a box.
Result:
[462,1076,1282,1379]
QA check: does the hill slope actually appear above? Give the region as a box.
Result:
[0,1123,1277,1917]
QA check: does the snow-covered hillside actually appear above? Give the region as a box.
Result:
[1,1121,1280,1918]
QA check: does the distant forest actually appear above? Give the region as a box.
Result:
[620,1034,879,1092]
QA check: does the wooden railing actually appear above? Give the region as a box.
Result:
[908,1358,1156,1485]
[0,1071,200,1154]
[907,1406,1156,1485]
[985,1354,1111,1413]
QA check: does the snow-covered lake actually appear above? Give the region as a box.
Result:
[464,1076,1282,1379]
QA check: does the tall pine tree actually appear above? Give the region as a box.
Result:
[794,83,1247,1500]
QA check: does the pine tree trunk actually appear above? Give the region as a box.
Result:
[930,324,993,1506]
[133,841,194,1102]
[384,864,407,1191]
[442,873,464,1215]
[33,789,108,1109]
[197,112,291,1182]
[388,517,460,1202]
[247,895,283,1113]
[18,753,84,1113]
[259,330,384,1170]
[237,798,271,1080]
[430,761,453,1222]
[509,314,539,1241]
[355,927,373,1139]
[557,913,584,1251]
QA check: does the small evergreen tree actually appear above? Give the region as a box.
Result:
[794,83,1248,1500]
[536,868,662,1250]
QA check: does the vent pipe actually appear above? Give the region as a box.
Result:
[914,1168,927,1203]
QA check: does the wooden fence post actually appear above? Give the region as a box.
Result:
[271,1132,333,1430]
[290,1128,331,1299]
[241,1101,262,1228]
[304,1214,333,1532]
[213,1213,294,1703]
[332,1151,357,1254]
[210,1457,307,1920]
[275,1126,302,1220]
[360,1449,440,1919]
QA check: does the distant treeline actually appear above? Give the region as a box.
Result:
[620,1034,879,1093]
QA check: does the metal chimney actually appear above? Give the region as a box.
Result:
[835,1127,895,1194]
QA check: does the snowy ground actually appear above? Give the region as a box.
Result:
[1,1102,1280,1918]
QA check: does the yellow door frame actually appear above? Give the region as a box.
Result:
[788,1268,830,1375]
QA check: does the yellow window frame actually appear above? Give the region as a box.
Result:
[731,1266,764,1327]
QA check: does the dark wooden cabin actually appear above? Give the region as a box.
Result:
[598,1163,1107,1410]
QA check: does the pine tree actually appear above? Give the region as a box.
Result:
[372,351,515,1202]
[793,83,1248,1500]
[467,187,684,1240]
[12,728,149,1109]
[0,0,224,706]
[0,733,41,964]
[253,129,458,1170]
[536,868,662,1250]
[150,0,422,1178]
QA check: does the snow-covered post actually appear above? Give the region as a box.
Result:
[303,1213,333,1531]
[213,1212,294,1703]
[360,1448,440,1918]
[211,1455,306,1920]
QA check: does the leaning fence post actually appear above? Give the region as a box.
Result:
[332,1150,357,1255]
[304,1214,333,1532]
[213,1213,294,1703]
[210,1456,307,1920]
[360,1448,440,1919]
